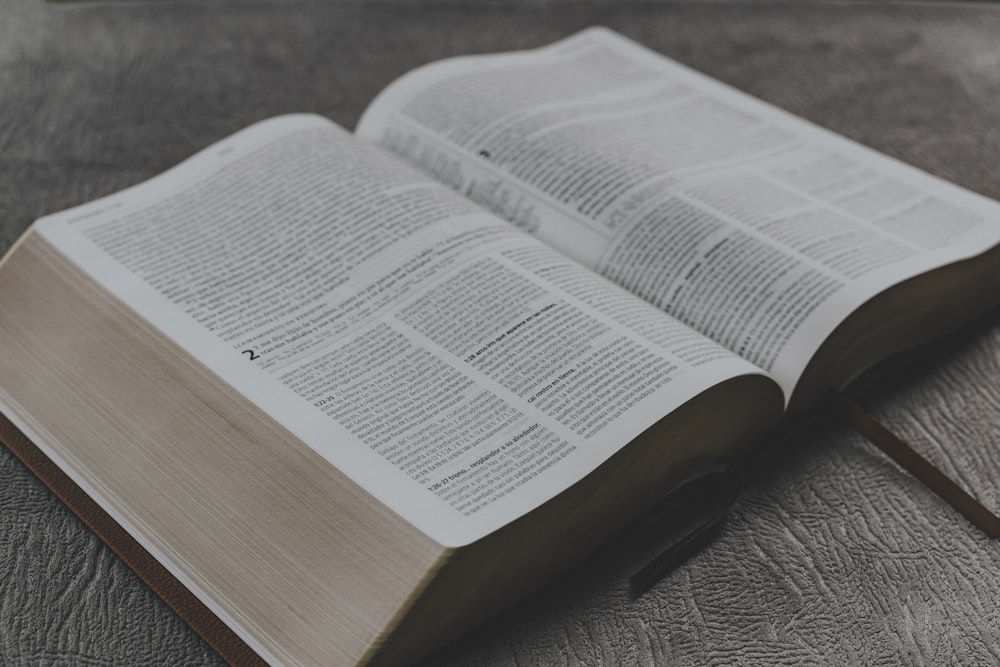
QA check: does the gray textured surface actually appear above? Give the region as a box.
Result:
[2,1,1000,665]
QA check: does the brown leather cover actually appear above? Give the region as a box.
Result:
[0,412,266,667]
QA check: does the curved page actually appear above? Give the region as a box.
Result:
[35,114,764,547]
[358,27,1000,399]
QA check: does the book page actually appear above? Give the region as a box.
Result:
[34,114,763,547]
[358,27,1000,398]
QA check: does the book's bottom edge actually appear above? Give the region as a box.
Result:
[0,410,266,667]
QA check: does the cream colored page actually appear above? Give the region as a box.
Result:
[35,114,761,547]
[357,27,1000,397]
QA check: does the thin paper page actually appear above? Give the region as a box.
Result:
[357,27,1000,398]
[35,114,762,547]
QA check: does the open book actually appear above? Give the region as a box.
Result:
[1,28,998,666]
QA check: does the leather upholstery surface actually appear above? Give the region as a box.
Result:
[2,2,999,664]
